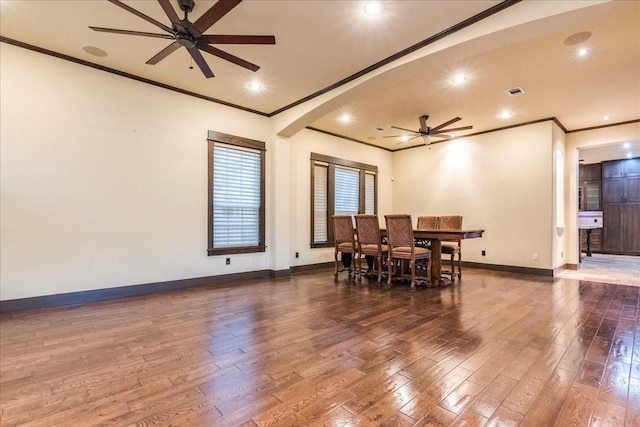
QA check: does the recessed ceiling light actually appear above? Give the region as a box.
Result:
[627,153,633,159]
[499,110,512,119]
[363,1,383,16]
[451,74,467,85]
[603,115,611,121]
[340,114,351,123]
[400,135,409,142]
[82,46,107,57]
[623,142,631,149]
[248,81,262,91]
[577,47,589,57]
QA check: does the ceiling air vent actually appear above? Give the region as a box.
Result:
[507,87,525,96]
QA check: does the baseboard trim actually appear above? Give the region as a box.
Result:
[0,270,275,313]
[462,261,554,277]
[290,262,334,274]
[270,269,292,278]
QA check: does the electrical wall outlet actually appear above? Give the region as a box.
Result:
[226,258,230,265]
[533,253,539,261]
[481,250,486,256]
[295,252,299,258]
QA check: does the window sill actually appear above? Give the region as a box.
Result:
[208,246,266,256]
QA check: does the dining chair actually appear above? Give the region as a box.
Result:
[384,214,431,292]
[332,215,357,280]
[438,215,463,280]
[354,214,388,284]
[416,215,438,230]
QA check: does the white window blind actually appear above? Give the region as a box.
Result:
[365,172,376,214]
[313,164,328,243]
[212,143,261,248]
[335,166,360,216]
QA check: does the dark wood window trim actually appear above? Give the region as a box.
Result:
[208,131,266,256]
[310,153,378,248]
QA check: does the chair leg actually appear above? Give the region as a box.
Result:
[450,253,455,281]
[357,253,362,283]
[457,251,462,279]
[334,250,339,278]
[410,260,416,292]
[387,256,393,288]
[376,255,382,283]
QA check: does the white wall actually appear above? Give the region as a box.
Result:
[287,129,393,267]
[3,42,634,302]
[552,122,567,269]
[392,122,554,269]
[0,45,275,300]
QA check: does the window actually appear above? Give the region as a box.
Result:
[310,153,378,247]
[208,131,265,255]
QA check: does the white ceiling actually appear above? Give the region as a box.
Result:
[1,0,639,154]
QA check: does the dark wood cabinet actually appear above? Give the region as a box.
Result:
[579,163,602,211]
[601,158,640,255]
[578,163,602,253]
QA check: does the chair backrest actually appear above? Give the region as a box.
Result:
[355,214,381,246]
[438,215,463,230]
[333,215,355,244]
[384,214,415,248]
[416,215,438,230]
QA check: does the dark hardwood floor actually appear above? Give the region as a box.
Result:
[1,268,639,426]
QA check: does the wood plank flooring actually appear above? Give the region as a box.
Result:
[1,268,639,426]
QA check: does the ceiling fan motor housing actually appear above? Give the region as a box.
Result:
[178,0,195,13]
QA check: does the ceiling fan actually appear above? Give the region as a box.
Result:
[89,0,275,78]
[384,115,473,145]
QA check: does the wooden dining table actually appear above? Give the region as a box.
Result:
[380,228,485,286]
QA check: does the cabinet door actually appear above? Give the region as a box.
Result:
[603,179,624,203]
[625,177,640,203]
[623,203,640,253]
[584,181,601,210]
[603,203,624,252]
[623,158,640,177]
[581,164,602,181]
[603,160,624,178]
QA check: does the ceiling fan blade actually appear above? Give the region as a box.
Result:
[431,117,461,132]
[201,45,260,72]
[389,125,418,133]
[188,47,215,78]
[106,0,174,33]
[193,0,243,34]
[158,0,181,26]
[431,125,473,134]
[89,26,174,39]
[146,42,181,65]
[382,135,409,139]
[204,35,276,45]
[396,135,422,145]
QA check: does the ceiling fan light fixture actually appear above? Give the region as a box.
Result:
[176,34,196,48]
